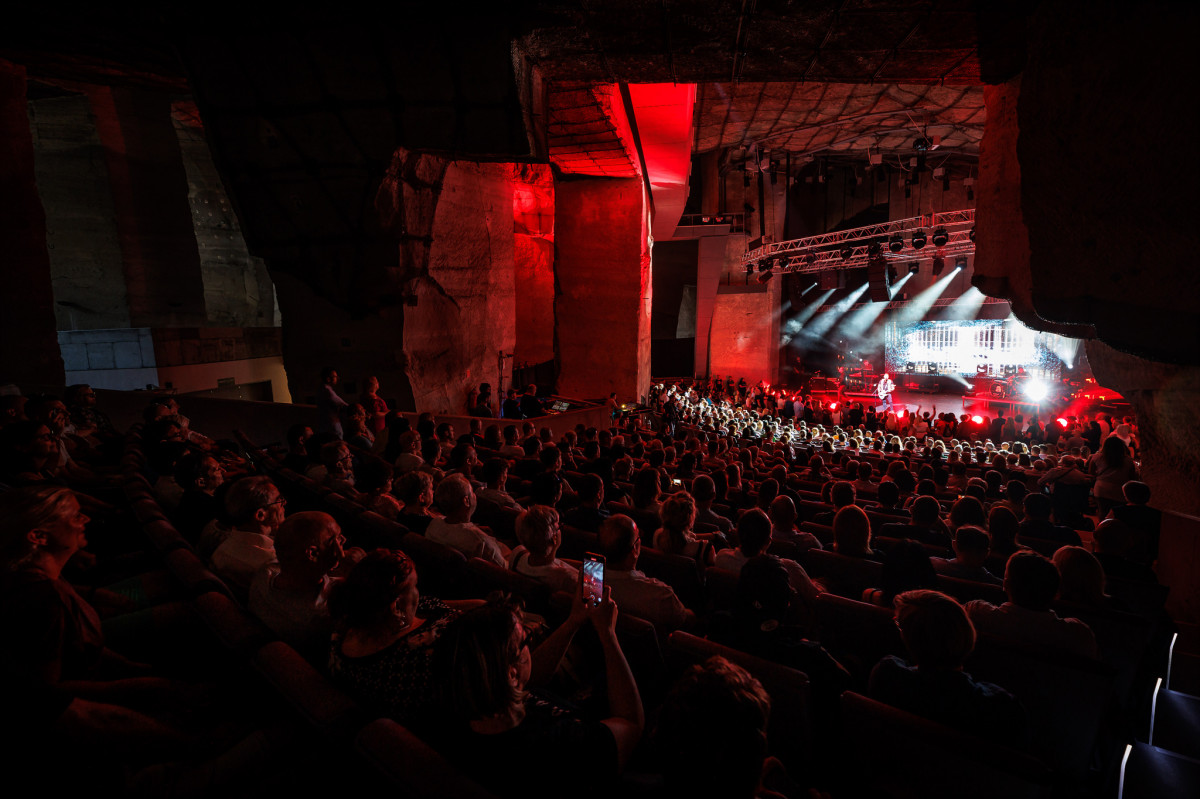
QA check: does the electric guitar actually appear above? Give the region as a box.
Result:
[876,377,895,400]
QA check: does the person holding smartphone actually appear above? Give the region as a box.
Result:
[434,580,644,798]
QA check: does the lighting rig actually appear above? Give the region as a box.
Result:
[742,209,976,276]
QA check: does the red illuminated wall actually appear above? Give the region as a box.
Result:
[554,177,651,403]
[708,286,781,387]
[512,165,555,367]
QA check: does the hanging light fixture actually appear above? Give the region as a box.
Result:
[888,233,904,253]
[912,229,927,249]
[932,227,950,247]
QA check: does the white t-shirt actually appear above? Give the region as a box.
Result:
[211,530,276,592]
[426,518,509,567]
[507,547,579,594]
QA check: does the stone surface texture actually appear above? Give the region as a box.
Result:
[708,285,782,387]
[28,92,131,330]
[87,85,209,328]
[513,163,556,368]
[555,177,652,403]
[377,149,517,414]
[173,101,276,328]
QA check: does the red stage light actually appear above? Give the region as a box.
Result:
[971,415,983,424]
[830,402,838,410]
[897,409,906,418]
[1057,418,1069,427]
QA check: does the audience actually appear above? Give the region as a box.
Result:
[869,589,1028,744]
[425,474,509,567]
[931,526,1001,584]
[599,514,695,633]
[509,505,578,593]
[433,591,643,798]
[248,511,362,658]
[652,491,716,568]
[328,549,467,727]
[965,551,1099,658]
[208,476,286,591]
[3,375,1170,797]
[561,473,610,533]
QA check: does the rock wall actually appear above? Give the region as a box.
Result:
[376,149,517,414]
[173,101,277,329]
[0,60,63,386]
[708,285,782,387]
[27,92,131,331]
[980,1,1199,362]
[87,86,209,328]
[554,177,652,403]
[512,164,555,367]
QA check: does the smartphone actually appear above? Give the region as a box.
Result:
[672,478,683,486]
[583,553,605,606]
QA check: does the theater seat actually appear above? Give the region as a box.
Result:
[840,691,1053,799]
[637,546,705,609]
[667,631,813,776]
[967,634,1117,780]
[814,593,906,679]
[191,589,273,655]
[802,549,883,600]
[461,558,551,614]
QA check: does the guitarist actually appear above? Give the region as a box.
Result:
[876,372,896,413]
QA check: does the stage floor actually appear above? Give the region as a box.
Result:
[812,388,1044,418]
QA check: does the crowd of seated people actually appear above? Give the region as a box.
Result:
[0,377,1175,797]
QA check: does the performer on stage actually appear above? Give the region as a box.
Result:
[876,372,896,412]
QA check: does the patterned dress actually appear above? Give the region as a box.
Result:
[328,596,458,724]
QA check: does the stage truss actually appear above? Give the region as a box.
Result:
[743,209,975,272]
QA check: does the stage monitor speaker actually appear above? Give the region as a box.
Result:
[866,255,892,302]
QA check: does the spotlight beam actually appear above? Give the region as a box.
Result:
[834,272,913,342]
[795,283,870,345]
[781,288,835,344]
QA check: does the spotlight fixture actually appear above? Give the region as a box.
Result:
[867,240,882,257]
[757,259,772,272]
[911,230,927,249]
[839,246,853,261]
[907,262,920,274]
[744,262,755,274]
[932,256,945,276]
[932,227,950,247]
[804,252,818,266]
[955,256,967,271]
[888,234,904,253]
[969,226,976,242]
[886,264,898,285]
